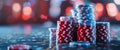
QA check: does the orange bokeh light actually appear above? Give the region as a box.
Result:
[95,3,104,20]
[106,3,118,17]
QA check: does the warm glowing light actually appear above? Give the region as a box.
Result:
[12,3,21,12]
[65,6,73,16]
[95,3,104,14]
[95,3,104,20]
[115,13,120,21]
[23,6,32,16]
[114,0,120,5]
[106,3,118,17]
[22,6,32,21]
[22,15,31,21]
[40,14,48,20]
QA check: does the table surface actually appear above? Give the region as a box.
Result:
[0,24,120,50]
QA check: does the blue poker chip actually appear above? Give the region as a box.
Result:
[78,14,95,21]
[81,7,94,13]
[69,42,91,47]
[78,20,96,26]
[78,4,93,8]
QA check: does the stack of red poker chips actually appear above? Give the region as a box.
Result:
[8,44,31,50]
[57,21,74,43]
[56,17,77,43]
[96,22,110,44]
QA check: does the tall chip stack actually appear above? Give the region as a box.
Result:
[96,22,111,47]
[75,5,96,45]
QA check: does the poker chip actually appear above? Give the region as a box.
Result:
[8,44,31,50]
[69,41,91,47]
[96,22,110,44]
[60,16,78,23]
[48,28,57,48]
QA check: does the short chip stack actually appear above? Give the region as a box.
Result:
[57,17,75,43]
[96,22,110,45]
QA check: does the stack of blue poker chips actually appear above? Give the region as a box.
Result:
[74,4,96,26]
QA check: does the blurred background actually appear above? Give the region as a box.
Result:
[0,0,120,24]
[0,0,120,49]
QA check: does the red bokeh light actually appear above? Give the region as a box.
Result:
[40,14,48,20]
[65,6,73,16]
[22,6,32,21]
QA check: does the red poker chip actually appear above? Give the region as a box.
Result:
[8,44,31,50]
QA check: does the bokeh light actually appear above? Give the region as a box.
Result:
[114,0,120,5]
[12,3,21,12]
[49,0,61,18]
[23,6,32,16]
[22,2,32,21]
[95,3,104,20]
[106,3,118,17]
[65,6,73,16]
[40,14,48,20]
[115,13,120,21]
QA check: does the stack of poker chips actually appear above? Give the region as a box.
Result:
[96,22,110,46]
[49,28,57,48]
[8,44,31,50]
[56,17,76,43]
[75,5,96,44]
[48,4,111,49]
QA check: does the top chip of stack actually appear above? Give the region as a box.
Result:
[60,16,78,23]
